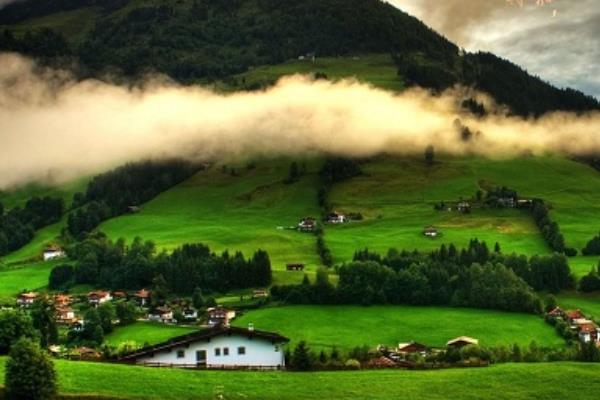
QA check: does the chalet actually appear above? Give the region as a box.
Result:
[88,291,112,306]
[457,201,471,213]
[113,291,127,300]
[17,292,38,307]
[397,342,428,355]
[149,306,174,323]
[565,309,585,323]
[134,289,151,306]
[56,307,76,324]
[207,307,236,327]
[127,206,140,214]
[423,226,439,238]
[447,336,479,348]
[53,294,72,306]
[547,306,565,319]
[43,245,65,261]
[182,307,198,321]
[71,319,84,332]
[286,263,305,271]
[119,325,289,369]
[298,217,317,232]
[577,323,600,343]
[252,289,269,299]
[326,212,346,224]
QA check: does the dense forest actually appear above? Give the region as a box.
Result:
[50,232,272,294]
[271,240,574,313]
[0,0,597,116]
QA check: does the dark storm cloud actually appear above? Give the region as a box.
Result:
[390,0,600,99]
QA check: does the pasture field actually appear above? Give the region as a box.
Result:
[557,292,600,320]
[228,54,405,92]
[0,260,57,304]
[105,322,199,347]
[0,358,597,400]
[233,305,564,350]
[99,159,323,285]
[326,155,600,263]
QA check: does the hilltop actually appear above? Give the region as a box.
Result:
[0,0,598,116]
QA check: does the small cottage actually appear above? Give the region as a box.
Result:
[53,294,72,306]
[286,263,305,271]
[207,307,236,327]
[423,226,439,238]
[327,212,346,224]
[149,306,174,323]
[88,291,112,306]
[252,289,269,299]
[43,245,65,261]
[397,342,428,355]
[447,336,479,348]
[134,289,151,306]
[56,307,76,324]
[457,201,471,213]
[298,217,317,232]
[119,325,289,369]
[17,292,38,307]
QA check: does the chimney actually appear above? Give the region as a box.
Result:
[248,323,254,332]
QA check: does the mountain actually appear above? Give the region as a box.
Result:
[0,0,598,116]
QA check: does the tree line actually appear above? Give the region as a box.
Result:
[66,159,201,239]
[50,232,272,295]
[0,196,64,256]
[530,199,577,256]
[271,240,574,313]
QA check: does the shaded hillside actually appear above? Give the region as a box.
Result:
[0,0,597,116]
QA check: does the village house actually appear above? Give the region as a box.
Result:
[16,292,38,307]
[286,263,305,271]
[298,217,317,232]
[547,306,565,319]
[56,307,76,324]
[565,309,585,324]
[119,325,289,369]
[53,294,72,307]
[457,201,471,213]
[207,307,236,327]
[71,319,84,332]
[182,307,198,321]
[497,197,516,208]
[423,226,439,238]
[447,336,479,348]
[148,306,174,323]
[134,289,151,306]
[88,291,112,306]
[396,342,428,356]
[127,205,140,214]
[43,245,65,261]
[252,289,269,299]
[326,212,346,224]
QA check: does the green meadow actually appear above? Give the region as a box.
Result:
[233,305,564,350]
[0,261,57,304]
[105,322,198,347]
[0,358,597,400]
[557,292,600,320]
[99,160,322,285]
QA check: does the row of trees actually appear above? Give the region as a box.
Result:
[50,233,272,295]
[272,240,574,313]
[66,159,200,238]
[531,199,577,256]
[0,196,64,256]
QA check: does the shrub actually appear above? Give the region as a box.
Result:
[344,359,361,370]
[5,338,57,400]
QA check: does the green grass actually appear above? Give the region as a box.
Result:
[228,54,405,92]
[0,260,57,304]
[99,160,323,285]
[233,305,563,350]
[326,155,600,263]
[557,292,600,320]
[105,322,198,347]
[0,177,86,212]
[0,358,598,400]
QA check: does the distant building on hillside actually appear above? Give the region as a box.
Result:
[148,306,174,323]
[446,336,479,348]
[298,217,317,232]
[326,212,346,224]
[17,292,38,307]
[88,291,112,306]
[134,289,151,307]
[286,263,305,271]
[43,245,65,261]
[423,226,439,238]
[207,307,236,327]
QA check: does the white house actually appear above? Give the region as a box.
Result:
[423,226,439,238]
[327,212,346,224]
[119,326,289,369]
[88,291,112,306]
[43,245,65,261]
[206,307,236,327]
[16,292,38,307]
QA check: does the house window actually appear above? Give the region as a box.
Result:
[215,348,221,356]
[223,347,229,356]
[275,345,280,352]
[177,350,185,358]
[238,346,246,355]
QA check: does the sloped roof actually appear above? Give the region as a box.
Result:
[447,336,479,346]
[119,326,289,361]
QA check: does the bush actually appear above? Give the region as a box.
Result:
[5,338,57,400]
[344,359,361,370]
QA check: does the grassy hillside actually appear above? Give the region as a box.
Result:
[327,155,600,263]
[99,159,322,285]
[0,178,86,211]
[0,260,58,304]
[105,322,198,347]
[0,358,598,400]
[233,305,563,350]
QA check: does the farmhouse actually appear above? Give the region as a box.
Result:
[298,217,317,232]
[457,201,471,213]
[547,306,565,318]
[88,291,112,306]
[286,263,305,271]
[182,307,198,321]
[43,245,65,261]
[119,325,289,369]
[16,292,38,307]
[326,212,346,224]
[56,307,76,324]
[252,289,269,299]
[149,306,174,323]
[397,342,428,355]
[134,289,151,306]
[423,226,439,237]
[207,307,236,327]
[53,294,72,306]
[447,336,479,348]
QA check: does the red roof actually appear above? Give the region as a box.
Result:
[566,309,584,320]
[547,307,563,316]
[134,289,151,298]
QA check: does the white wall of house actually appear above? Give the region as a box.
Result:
[43,250,65,261]
[135,334,285,368]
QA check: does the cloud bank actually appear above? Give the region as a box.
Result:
[1,53,600,189]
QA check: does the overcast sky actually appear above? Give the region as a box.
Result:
[390,0,600,99]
